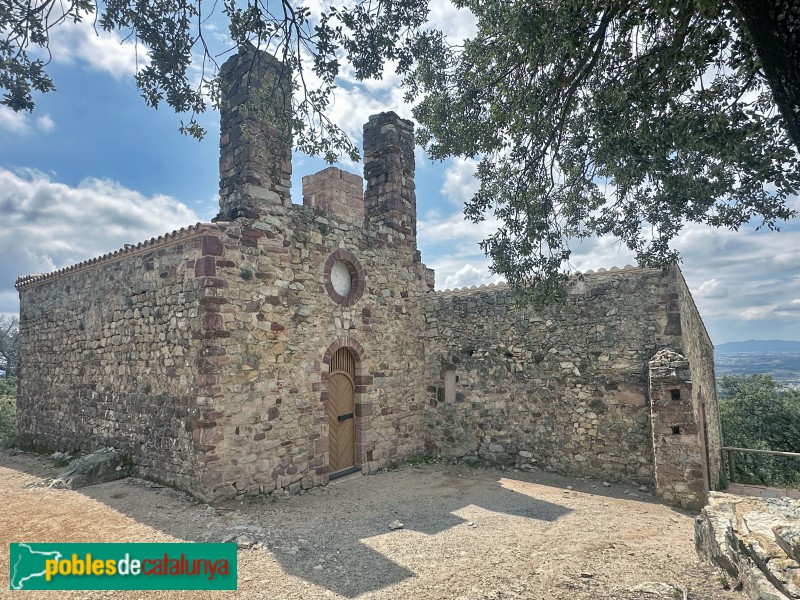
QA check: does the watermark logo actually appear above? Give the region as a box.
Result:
[9,543,237,590]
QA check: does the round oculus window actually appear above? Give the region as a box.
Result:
[324,250,365,306]
[330,260,353,296]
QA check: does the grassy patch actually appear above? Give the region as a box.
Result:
[458,456,498,469]
[0,377,16,398]
[407,452,436,466]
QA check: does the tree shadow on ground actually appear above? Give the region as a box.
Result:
[0,450,671,597]
[246,471,573,596]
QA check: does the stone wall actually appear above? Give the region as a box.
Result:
[643,268,722,511]
[16,120,434,503]
[363,112,416,242]
[302,167,365,225]
[422,266,720,507]
[218,47,293,220]
[14,46,721,508]
[15,226,217,493]
[423,268,687,485]
[15,45,436,502]
[676,268,723,488]
[191,199,433,499]
[182,48,435,499]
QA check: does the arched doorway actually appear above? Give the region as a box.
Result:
[328,347,356,475]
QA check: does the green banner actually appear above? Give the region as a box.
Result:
[9,543,237,590]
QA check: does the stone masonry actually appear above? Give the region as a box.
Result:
[15,48,721,509]
[423,268,720,511]
[302,167,365,225]
[218,46,293,219]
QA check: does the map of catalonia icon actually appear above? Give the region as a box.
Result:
[10,544,63,590]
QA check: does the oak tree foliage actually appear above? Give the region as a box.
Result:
[719,374,800,488]
[3,0,799,289]
[406,0,800,289]
[1,0,427,160]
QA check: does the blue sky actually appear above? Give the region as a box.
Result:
[1,8,800,345]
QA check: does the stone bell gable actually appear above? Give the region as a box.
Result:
[14,49,721,510]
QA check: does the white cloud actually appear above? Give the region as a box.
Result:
[419,210,500,244]
[35,115,55,133]
[418,209,503,290]
[774,299,800,315]
[318,0,477,143]
[283,0,478,164]
[441,158,479,206]
[203,23,231,47]
[696,278,727,299]
[738,306,775,321]
[48,19,149,79]
[567,236,636,272]
[299,64,411,163]
[0,106,29,134]
[0,107,56,135]
[0,168,198,313]
[438,262,502,290]
[427,0,478,43]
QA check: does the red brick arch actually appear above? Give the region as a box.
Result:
[322,336,366,370]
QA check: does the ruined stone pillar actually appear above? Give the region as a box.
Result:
[363,112,416,242]
[216,47,292,220]
[648,349,706,510]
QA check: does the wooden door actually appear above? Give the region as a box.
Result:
[328,348,355,473]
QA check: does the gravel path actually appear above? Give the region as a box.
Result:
[0,450,741,599]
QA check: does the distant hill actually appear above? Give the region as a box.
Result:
[716,340,800,354]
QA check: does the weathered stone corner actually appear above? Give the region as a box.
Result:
[649,349,708,510]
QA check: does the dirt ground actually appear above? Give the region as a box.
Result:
[0,449,740,600]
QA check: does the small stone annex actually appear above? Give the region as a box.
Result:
[15,48,722,511]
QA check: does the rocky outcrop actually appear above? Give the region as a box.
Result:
[695,492,800,599]
[51,448,134,490]
[775,524,800,564]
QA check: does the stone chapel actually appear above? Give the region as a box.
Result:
[15,48,722,510]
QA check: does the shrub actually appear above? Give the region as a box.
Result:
[0,378,16,448]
